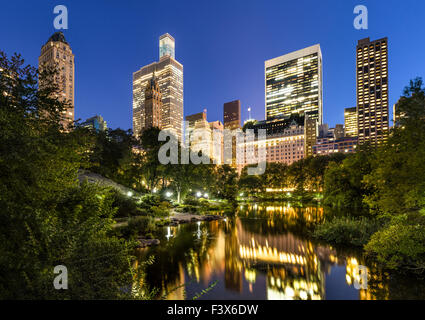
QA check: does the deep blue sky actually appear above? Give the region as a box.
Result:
[1,0,424,130]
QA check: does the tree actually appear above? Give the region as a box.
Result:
[363,78,425,217]
[0,52,139,299]
[139,127,166,193]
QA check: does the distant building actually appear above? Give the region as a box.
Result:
[313,136,358,155]
[223,100,241,130]
[133,33,183,140]
[265,44,323,124]
[239,122,305,174]
[304,114,318,158]
[344,107,358,137]
[186,110,224,164]
[144,75,162,130]
[223,100,241,166]
[38,32,75,130]
[80,115,107,132]
[356,37,389,146]
[393,96,409,127]
[333,124,345,140]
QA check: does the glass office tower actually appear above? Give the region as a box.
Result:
[265,44,323,125]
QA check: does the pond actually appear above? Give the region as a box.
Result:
[138,203,425,300]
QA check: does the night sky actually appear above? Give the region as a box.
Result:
[1,0,424,130]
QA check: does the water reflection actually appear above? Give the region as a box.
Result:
[137,203,425,300]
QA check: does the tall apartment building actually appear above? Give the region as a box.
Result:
[144,75,162,129]
[344,107,358,137]
[133,33,183,140]
[38,32,75,129]
[356,37,389,145]
[265,44,323,124]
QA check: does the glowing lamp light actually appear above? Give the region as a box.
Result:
[196,191,202,197]
[127,191,133,197]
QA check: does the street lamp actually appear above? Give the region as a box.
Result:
[196,191,202,198]
[204,193,208,198]
[127,191,133,197]
[166,191,172,198]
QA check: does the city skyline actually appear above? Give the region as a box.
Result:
[1,1,424,131]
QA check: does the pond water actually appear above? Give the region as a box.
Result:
[138,203,425,300]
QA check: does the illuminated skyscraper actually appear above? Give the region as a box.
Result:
[344,107,358,137]
[133,34,183,140]
[38,32,75,129]
[356,37,389,145]
[265,44,323,124]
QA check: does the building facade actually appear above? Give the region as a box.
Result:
[186,110,224,164]
[344,107,358,137]
[356,37,389,146]
[133,34,183,140]
[265,44,323,124]
[223,100,241,130]
[238,123,305,174]
[304,114,318,158]
[38,32,75,129]
[313,136,358,155]
[223,100,241,166]
[144,76,162,129]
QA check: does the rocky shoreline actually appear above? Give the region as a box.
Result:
[166,213,223,226]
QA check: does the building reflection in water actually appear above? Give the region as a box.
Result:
[138,203,405,300]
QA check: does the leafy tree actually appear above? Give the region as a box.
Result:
[363,78,425,217]
[0,52,142,299]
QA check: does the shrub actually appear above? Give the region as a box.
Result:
[150,201,171,217]
[365,223,425,271]
[184,196,201,206]
[107,189,142,218]
[313,217,380,247]
[127,216,156,237]
[181,204,198,214]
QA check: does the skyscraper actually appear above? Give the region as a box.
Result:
[344,107,358,137]
[223,100,241,167]
[223,100,241,130]
[356,37,389,146]
[38,32,75,129]
[133,34,183,140]
[265,44,323,124]
[144,75,162,129]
